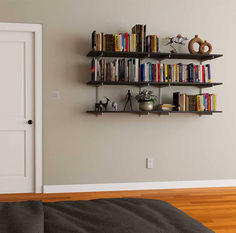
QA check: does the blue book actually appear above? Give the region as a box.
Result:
[203,94,206,111]
[122,34,124,51]
[141,64,145,82]
[206,64,211,82]
[148,62,152,82]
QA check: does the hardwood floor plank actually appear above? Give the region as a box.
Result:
[0,187,236,232]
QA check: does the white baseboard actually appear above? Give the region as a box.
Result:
[43,179,236,194]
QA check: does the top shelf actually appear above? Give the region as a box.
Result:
[87,50,223,62]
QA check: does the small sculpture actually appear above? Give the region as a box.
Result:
[124,90,133,111]
[95,96,110,112]
[112,102,118,111]
[164,34,188,53]
[188,35,212,55]
[95,101,103,112]
[102,96,110,110]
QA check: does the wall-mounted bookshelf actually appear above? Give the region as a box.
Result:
[87,50,223,62]
[87,26,223,116]
[87,110,222,116]
[87,80,223,88]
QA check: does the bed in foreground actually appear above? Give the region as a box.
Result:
[0,198,214,233]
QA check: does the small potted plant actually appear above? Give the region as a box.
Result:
[135,90,158,111]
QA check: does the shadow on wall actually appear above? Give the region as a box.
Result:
[77,36,91,85]
[55,35,91,85]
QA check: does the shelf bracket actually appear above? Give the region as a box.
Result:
[95,86,99,103]
[158,87,162,105]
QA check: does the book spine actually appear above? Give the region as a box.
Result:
[202,65,205,83]
[206,64,211,83]
[158,63,161,82]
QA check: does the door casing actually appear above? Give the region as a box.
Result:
[0,23,43,193]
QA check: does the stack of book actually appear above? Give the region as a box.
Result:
[91,58,139,82]
[145,35,159,53]
[91,58,212,83]
[91,25,159,53]
[141,63,211,83]
[173,92,216,112]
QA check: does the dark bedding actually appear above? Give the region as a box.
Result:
[0,198,214,233]
[0,200,44,233]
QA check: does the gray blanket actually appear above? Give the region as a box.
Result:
[0,198,214,233]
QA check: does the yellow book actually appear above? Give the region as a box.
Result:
[114,35,118,52]
[165,64,168,82]
[133,34,136,52]
[213,94,216,111]
[197,95,201,111]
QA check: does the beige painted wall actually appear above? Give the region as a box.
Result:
[0,0,235,185]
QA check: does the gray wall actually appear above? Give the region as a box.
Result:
[0,0,235,185]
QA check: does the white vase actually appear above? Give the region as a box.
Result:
[139,101,154,111]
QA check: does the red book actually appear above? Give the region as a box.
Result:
[207,93,210,111]
[158,63,161,82]
[125,33,129,52]
[202,65,205,83]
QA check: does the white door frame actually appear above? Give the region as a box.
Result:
[0,23,43,193]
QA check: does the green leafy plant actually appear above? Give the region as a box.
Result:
[135,90,158,103]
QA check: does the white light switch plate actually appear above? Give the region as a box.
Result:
[52,90,60,99]
[146,158,154,169]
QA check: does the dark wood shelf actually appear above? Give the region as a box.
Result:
[87,50,223,61]
[87,110,222,115]
[87,81,223,88]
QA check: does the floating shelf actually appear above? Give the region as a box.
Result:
[87,50,223,61]
[87,110,222,116]
[87,81,223,88]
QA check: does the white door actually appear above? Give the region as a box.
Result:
[0,30,35,193]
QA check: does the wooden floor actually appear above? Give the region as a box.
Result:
[1,187,236,233]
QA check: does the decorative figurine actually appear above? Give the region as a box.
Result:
[164,34,188,53]
[95,96,110,111]
[112,102,118,111]
[102,96,110,110]
[188,35,212,55]
[124,90,133,111]
[95,101,103,112]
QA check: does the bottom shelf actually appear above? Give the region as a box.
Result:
[87,110,222,116]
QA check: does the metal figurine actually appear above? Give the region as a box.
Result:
[124,90,133,111]
[164,34,188,53]
[95,96,110,112]
[95,101,103,112]
[102,97,110,110]
[112,102,118,111]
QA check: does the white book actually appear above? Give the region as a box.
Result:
[205,65,209,83]
[115,59,118,81]
[160,64,163,82]
[94,59,97,81]
[199,65,202,83]
[135,59,139,82]
[130,35,133,52]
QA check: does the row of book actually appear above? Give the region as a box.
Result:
[91,58,212,83]
[140,62,211,83]
[173,92,216,112]
[91,25,159,52]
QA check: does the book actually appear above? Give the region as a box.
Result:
[173,92,180,111]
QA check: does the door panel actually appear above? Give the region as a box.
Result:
[0,31,34,194]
